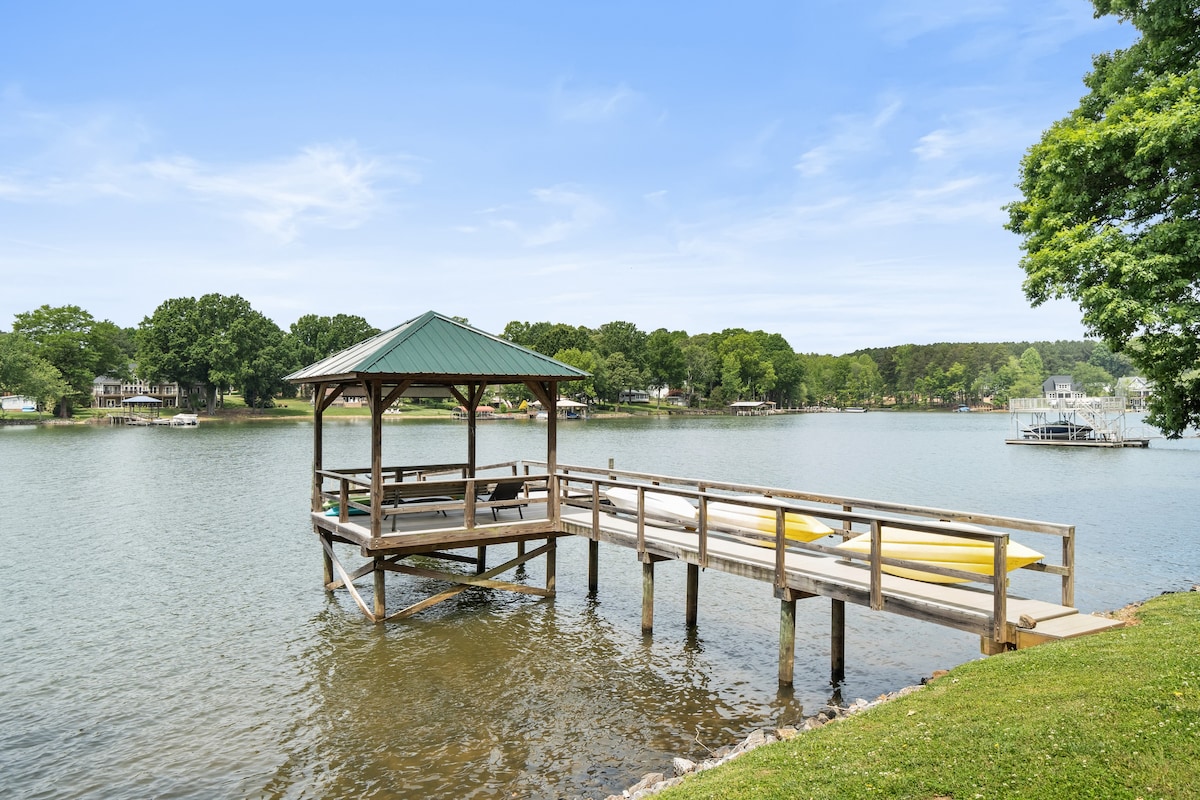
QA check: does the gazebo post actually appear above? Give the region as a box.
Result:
[313,381,333,588]
[369,379,383,541]
[546,382,559,524]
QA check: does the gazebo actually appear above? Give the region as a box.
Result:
[285,311,589,622]
[122,394,163,422]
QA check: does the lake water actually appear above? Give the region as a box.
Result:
[1,412,1196,799]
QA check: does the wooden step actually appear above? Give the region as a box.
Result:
[1015,613,1124,649]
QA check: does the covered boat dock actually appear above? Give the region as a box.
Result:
[288,312,1123,686]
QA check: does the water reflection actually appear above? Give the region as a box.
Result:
[263,576,780,799]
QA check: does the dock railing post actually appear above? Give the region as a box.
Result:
[992,535,1008,645]
[1062,525,1075,607]
[869,520,884,611]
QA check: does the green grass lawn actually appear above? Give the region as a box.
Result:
[657,591,1200,800]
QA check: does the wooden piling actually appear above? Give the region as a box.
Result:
[686,563,699,628]
[779,597,797,685]
[642,560,655,633]
[545,538,557,593]
[373,556,386,620]
[476,545,487,574]
[320,531,334,589]
[588,539,599,594]
[831,598,845,684]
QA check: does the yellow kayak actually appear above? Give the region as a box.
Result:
[706,496,834,544]
[836,525,1044,584]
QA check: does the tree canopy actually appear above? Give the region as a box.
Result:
[1005,0,1200,437]
[10,305,130,416]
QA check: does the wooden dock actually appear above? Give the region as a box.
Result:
[312,458,1123,685]
[287,312,1122,688]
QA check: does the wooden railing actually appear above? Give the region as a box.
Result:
[314,460,551,532]
[534,461,1075,644]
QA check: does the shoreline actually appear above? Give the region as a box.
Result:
[604,594,1170,800]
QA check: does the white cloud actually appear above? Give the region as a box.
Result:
[487,184,607,246]
[141,143,397,242]
[913,110,1040,164]
[794,97,903,177]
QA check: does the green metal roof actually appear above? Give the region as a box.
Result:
[285,310,589,384]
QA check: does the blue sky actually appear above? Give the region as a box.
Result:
[0,2,1136,354]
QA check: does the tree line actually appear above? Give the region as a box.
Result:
[1,296,1138,418]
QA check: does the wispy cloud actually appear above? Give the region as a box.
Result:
[551,79,641,122]
[794,98,903,177]
[487,184,606,246]
[913,109,1043,165]
[142,143,399,242]
[0,95,409,241]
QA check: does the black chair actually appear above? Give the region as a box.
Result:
[481,481,525,520]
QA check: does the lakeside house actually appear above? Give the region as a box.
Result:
[1116,376,1153,411]
[1042,375,1085,401]
[91,375,207,409]
[1,394,39,413]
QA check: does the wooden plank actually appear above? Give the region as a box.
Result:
[381,542,555,621]
[388,563,552,596]
[1015,614,1123,648]
[320,536,376,621]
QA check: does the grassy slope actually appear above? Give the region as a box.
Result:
[658,592,1200,800]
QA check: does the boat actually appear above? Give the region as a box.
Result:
[836,524,1044,584]
[706,496,834,543]
[170,413,199,426]
[1021,420,1093,440]
[843,407,866,413]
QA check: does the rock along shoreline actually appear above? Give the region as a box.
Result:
[602,681,931,800]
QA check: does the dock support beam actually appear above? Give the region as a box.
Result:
[373,556,386,621]
[588,539,599,594]
[320,531,334,590]
[685,563,700,628]
[642,561,655,633]
[779,596,796,686]
[546,538,557,594]
[476,546,487,574]
[831,598,845,685]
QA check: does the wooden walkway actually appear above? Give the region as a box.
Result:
[312,459,1123,684]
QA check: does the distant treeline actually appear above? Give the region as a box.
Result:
[501,320,1136,409]
[1,297,1136,417]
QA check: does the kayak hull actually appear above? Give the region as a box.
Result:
[836,526,1044,584]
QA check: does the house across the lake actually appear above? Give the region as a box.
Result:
[91,375,207,409]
